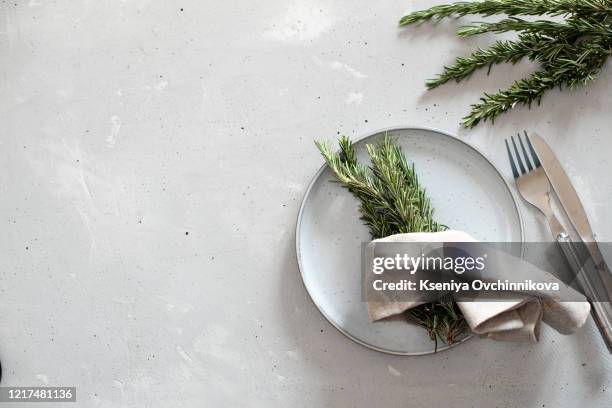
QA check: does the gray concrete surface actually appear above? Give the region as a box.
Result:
[1,1,611,406]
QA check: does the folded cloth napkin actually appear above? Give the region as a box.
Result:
[366,230,591,342]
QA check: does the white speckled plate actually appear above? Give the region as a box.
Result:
[296,127,524,355]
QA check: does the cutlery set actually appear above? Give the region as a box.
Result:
[505,132,612,352]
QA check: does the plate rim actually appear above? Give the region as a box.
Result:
[295,125,525,355]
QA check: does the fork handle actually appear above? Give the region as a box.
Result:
[556,233,612,353]
[543,208,565,238]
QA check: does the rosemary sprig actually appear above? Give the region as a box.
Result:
[407,297,467,351]
[399,0,612,25]
[462,46,608,127]
[456,17,612,38]
[426,34,544,89]
[315,134,467,347]
[400,0,612,127]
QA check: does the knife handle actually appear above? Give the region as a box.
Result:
[556,233,612,353]
[583,240,612,297]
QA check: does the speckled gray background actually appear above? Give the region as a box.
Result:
[1,0,611,407]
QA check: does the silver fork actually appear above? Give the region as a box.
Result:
[504,132,564,237]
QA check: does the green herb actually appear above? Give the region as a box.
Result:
[399,0,612,127]
[315,134,467,348]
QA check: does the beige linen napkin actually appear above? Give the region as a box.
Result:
[366,231,591,342]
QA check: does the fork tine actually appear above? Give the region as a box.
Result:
[524,130,542,168]
[510,135,526,175]
[517,132,534,171]
[505,139,519,178]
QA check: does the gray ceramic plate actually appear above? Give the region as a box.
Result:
[296,127,524,355]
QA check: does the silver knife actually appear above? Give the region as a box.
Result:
[530,132,612,352]
[530,133,612,278]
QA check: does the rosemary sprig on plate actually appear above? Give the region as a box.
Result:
[315,134,467,347]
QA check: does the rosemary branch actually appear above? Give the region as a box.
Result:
[315,134,467,347]
[456,17,612,38]
[400,0,612,127]
[399,0,612,25]
[463,44,609,126]
[426,34,543,89]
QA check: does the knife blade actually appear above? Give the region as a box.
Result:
[529,133,595,243]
